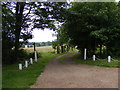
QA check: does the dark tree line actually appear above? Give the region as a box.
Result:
[60,2,120,58]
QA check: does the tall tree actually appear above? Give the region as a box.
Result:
[62,2,120,57]
[2,2,68,50]
[2,2,68,63]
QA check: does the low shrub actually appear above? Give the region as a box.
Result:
[28,51,41,59]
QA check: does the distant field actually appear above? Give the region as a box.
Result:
[23,46,54,53]
[23,46,52,50]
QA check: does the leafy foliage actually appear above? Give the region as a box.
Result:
[2,2,68,64]
[62,2,120,57]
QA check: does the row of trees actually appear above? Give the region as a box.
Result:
[2,2,120,64]
[58,2,120,58]
[52,25,74,54]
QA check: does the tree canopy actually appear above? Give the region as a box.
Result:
[2,2,68,64]
[2,2,120,64]
[60,2,120,57]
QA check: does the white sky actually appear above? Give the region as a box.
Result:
[28,28,57,42]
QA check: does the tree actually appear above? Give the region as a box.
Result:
[2,2,68,49]
[62,2,120,57]
[2,2,34,50]
[2,2,68,64]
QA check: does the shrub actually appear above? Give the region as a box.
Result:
[28,51,41,59]
[3,49,29,64]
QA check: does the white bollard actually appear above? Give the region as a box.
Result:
[34,51,37,62]
[108,56,111,63]
[19,64,22,70]
[93,55,95,61]
[25,61,28,67]
[30,58,33,64]
[84,48,86,60]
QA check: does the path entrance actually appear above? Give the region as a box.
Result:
[30,53,118,88]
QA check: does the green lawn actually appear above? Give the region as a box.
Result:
[3,47,119,88]
[2,47,60,88]
[73,53,120,68]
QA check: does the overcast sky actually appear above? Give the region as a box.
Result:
[28,29,57,42]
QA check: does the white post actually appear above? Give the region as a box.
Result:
[25,61,28,67]
[30,58,33,64]
[34,51,37,62]
[108,56,111,63]
[19,64,22,70]
[93,55,95,61]
[84,48,86,60]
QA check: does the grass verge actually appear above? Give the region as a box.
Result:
[2,51,60,88]
[73,53,120,68]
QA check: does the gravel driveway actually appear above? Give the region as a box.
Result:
[30,53,118,88]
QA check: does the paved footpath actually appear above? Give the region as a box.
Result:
[30,53,118,88]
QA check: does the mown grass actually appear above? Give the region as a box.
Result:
[73,53,120,68]
[2,46,60,88]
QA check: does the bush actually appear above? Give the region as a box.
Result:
[28,51,41,59]
[3,49,42,65]
[3,49,29,64]
[11,49,29,64]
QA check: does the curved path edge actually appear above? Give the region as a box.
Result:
[30,52,118,88]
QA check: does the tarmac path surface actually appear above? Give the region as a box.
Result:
[30,53,118,88]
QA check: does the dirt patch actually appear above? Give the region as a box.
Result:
[30,53,118,88]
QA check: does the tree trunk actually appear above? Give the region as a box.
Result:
[100,44,102,57]
[61,45,64,53]
[15,2,25,51]
[66,45,69,52]
[57,45,60,54]
[33,42,36,51]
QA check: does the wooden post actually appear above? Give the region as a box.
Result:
[19,64,22,70]
[108,56,111,63]
[30,58,33,64]
[93,55,95,61]
[33,42,36,51]
[84,48,86,60]
[25,61,28,67]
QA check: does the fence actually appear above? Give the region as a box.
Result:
[18,51,37,70]
[83,48,118,63]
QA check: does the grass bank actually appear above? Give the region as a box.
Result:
[73,53,120,68]
[2,47,60,88]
